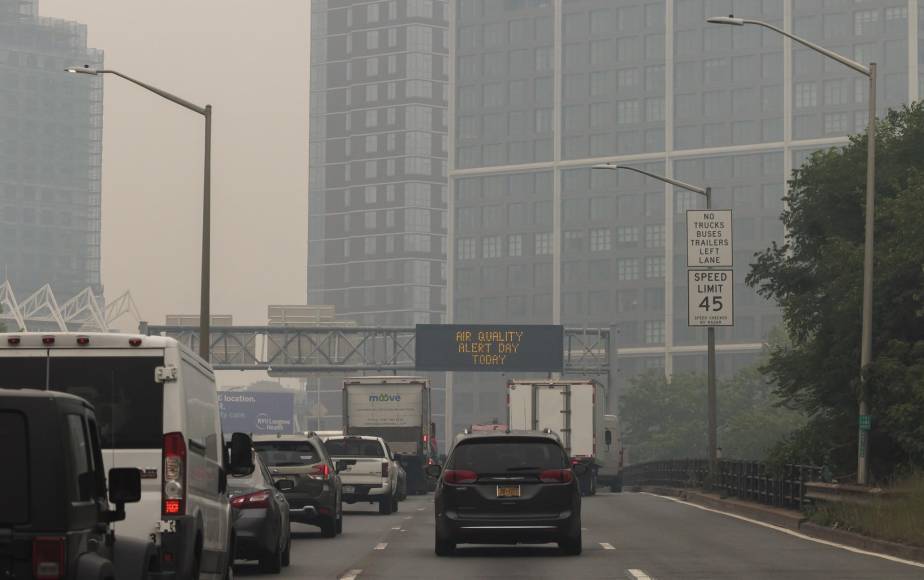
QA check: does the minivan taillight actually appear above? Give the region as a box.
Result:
[443,469,477,484]
[382,462,389,477]
[310,462,331,480]
[539,469,574,483]
[32,536,66,579]
[162,432,186,516]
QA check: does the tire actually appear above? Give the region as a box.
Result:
[281,535,290,567]
[610,474,623,493]
[434,532,455,556]
[392,496,399,513]
[379,496,394,515]
[258,542,282,574]
[588,471,597,496]
[559,525,582,556]
[336,504,343,535]
[320,515,337,538]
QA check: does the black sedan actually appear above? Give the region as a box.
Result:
[229,452,292,573]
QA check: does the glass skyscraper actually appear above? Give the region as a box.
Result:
[449,0,920,433]
[0,0,104,299]
[308,0,449,327]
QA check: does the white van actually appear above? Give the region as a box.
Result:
[0,332,247,579]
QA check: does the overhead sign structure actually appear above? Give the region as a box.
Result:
[687,209,733,267]
[415,324,564,372]
[688,269,734,327]
[219,391,295,434]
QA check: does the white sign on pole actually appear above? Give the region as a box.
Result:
[688,269,734,327]
[687,209,733,267]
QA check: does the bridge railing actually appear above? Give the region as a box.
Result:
[622,459,823,510]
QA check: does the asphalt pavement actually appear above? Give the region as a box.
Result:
[235,492,924,579]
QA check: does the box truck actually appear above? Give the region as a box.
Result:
[343,376,435,494]
[507,379,621,495]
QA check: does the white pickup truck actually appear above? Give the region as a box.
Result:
[323,435,406,514]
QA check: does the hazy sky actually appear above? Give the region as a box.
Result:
[40,0,310,329]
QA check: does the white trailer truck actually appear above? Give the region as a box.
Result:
[342,376,435,494]
[506,379,621,495]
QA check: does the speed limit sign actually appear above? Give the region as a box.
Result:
[688,269,734,326]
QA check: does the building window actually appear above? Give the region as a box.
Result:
[364,237,376,256]
[458,238,476,260]
[644,320,665,344]
[535,232,552,255]
[483,236,502,258]
[364,211,377,229]
[646,97,665,122]
[366,84,378,103]
[365,109,378,128]
[367,30,379,49]
[508,234,523,257]
[675,191,698,213]
[616,226,639,243]
[644,224,665,248]
[854,10,879,35]
[590,228,611,252]
[564,230,584,253]
[645,256,665,278]
[405,234,431,252]
[406,208,430,232]
[824,112,849,134]
[823,79,849,106]
[368,3,380,22]
[590,71,611,97]
[794,82,817,108]
[366,57,379,77]
[616,100,640,124]
[617,258,639,281]
[535,46,553,71]
[535,109,553,134]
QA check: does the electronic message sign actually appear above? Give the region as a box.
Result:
[415,324,563,372]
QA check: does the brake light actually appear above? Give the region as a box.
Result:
[7,337,20,345]
[382,462,389,477]
[42,336,55,346]
[443,469,477,484]
[310,463,331,480]
[76,336,90,346]
[230,490,271,509]
[162,432,186,516]
[129,338,142,346]
[32,536,65,579]
[539,469,574,483]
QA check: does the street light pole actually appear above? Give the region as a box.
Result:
[592,164,718,475]
[707,15,877,485]
[66,66,213,362]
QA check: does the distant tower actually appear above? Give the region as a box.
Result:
[308,0,449,326]
[0,0,104,300]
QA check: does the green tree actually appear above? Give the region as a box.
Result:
[747,103,924,478]
[619,361,805,464]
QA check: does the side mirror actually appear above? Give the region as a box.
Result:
[393,453,402,462]
[604,430,612,446]
[108,467,142,504]
[572,463,589,476]
[424,464,442,479]
[275,479,295,491]
[229,432,254,476]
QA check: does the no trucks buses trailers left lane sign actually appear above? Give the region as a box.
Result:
[414,324,564,372]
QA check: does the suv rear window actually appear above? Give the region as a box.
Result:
[0,410,29,524]
[448,438,567,474]
[255,441,321,467]
[324,438,384,457]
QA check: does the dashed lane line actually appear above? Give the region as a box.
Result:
[374,542,389,550]
[600,542,616,550]
[339,569,363,580]
[627,569,652,580]
[391,527,402,530]
[644,492,924,569]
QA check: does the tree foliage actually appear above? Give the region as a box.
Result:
[619,363,805,464]
[747,104,924,478]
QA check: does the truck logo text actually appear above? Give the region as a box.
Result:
[369,393,401,402]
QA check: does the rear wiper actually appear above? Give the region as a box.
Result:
[505,466,542,471]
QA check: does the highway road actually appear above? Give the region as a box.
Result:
[235,492,924,579]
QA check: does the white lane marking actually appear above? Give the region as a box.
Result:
[581,527,588,531]
[643,492,924,568]
[340,570,363,580]
[374,542,389,550]
[400,529,407,532]
[404,516,413,520]
[627,569,651,580]
[600,542,616,550]
[417,507,425,511]
[391,527,402,530]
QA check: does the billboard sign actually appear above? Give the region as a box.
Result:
[415,324,564,372]
[219,391,295,434]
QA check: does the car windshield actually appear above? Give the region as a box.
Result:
[325,438,384,457]
[255,441,321,466]
[0,356,164,449]
[448,439,567,473]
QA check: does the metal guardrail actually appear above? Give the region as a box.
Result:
[622,459,823,510]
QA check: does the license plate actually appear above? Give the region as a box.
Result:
[343,486,355,494]
[496,485,521,498]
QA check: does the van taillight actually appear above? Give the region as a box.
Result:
[129,338,142,346]
[162,432,186,516]
[7,337,20,345]
[443,469,477,484]
[32,536,66,579]
[539,469,574,483]
[41,336,55,346]
[76,336,90,346]
[382,462,389,477]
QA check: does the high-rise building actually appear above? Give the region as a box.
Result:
[308,0,450,327]
[449,0,919,432]
[0,0,104,299]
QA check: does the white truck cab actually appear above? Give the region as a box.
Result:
[323,435,403,514]
[0,332,246,579]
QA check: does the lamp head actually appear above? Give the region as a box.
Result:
[591,163,620,170]
[706,15,744,25]
[65,65,98,75]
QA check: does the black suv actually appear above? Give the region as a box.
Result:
[0,388,146,579]
[427,430,585,556]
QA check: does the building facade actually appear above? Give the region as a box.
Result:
[449,0,920,433]
[0,0,104,299]
[308,0,450,327]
